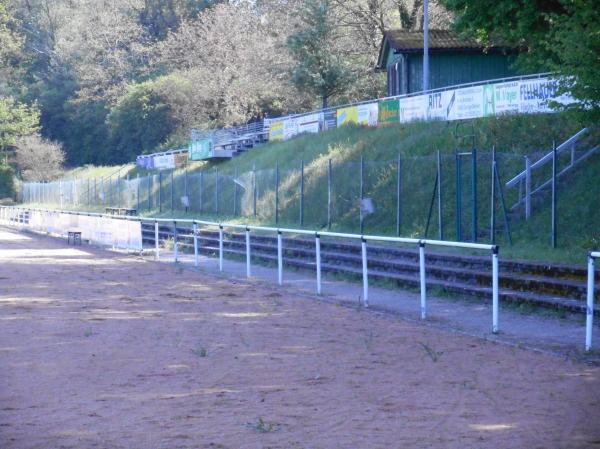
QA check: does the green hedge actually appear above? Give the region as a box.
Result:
[0,164,15,199]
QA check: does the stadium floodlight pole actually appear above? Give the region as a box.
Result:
[218,225,224,271]
[245,227,251,278]
[154,220,160,261]
[277,230,283,285]
[193,222,199,267]
[419,241,427,319]
[315,233,322,295]
[586,252,598,351]
[423,0,429,92]
[361,238,369,307]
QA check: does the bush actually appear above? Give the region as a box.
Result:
[0,164,15,199]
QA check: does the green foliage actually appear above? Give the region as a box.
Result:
[287,0,352,108]
[107,79,178,163]
[0,163,15,199]
[0,96,39,150]
[442,0,600,118]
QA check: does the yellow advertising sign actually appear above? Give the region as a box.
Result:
[269,120,284,141]
[336,106,359,127]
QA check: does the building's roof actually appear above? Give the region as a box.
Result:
[376,29,509,69]
[386,29,483,52]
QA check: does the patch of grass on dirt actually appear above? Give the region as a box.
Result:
[246,417,281,433]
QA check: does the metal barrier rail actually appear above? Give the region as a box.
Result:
[587,252,600,351]
[0,205,501,335]
[3,205,596,351]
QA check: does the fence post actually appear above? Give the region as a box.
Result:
[199,171,203,213]
[154,221,160,261]
[215,167,219,216]
[471,148,477,243]
[136,174,140,212]
[233,167,238,217]
[491,158,496,244]
[173,221,178,262]
[170,170,174,213]
[571,140,576,167]
[218,225,224,271]
[245,227,251,277]
[437,150,443,240]
[315,233,322,295]
[300,159,304,226]
[184,169,188,213]
[455,152,461,241]
[59,180,63,209]
[327,159,332,230]
[159,172,163,213]
[252,163,257,218]
[525,156,531,220]
[551,141,557,248]
[275,161,279,225]
[360,156,364,234]
[193,222,199,267]
[277,230,283,285]
[492,246,499,333]
[396,154,402,236]
[87,178,90,207]
[419,241,426,319]
[586,254,595,351]
[361,238,368,307]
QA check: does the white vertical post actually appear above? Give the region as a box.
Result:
[277,231,283,286]
[218,225,224,271]
[525,156,531,220]
[173,221,178,262]
[154,221,160,261]
[193,222,199,267]
[315,234,322,295]
[361,238,369,307]
[492,247,499,334]
[586,254,595,351]
[423,0,429,92]
[245,227,251,278]
[419,242,426,319]
[571,142,576,167]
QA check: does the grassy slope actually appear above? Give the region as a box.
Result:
[55,112,598,263]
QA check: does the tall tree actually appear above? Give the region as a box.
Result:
[287,0,353,108]
[442,0,600,117]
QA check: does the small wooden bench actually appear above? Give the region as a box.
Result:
[67,230,82,246]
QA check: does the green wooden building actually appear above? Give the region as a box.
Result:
[376,29,519,96]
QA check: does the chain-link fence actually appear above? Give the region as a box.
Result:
[20,144,600,247]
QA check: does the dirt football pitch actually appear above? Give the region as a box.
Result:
[1,228,599,449]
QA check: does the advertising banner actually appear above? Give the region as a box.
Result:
[357,103,379,126]
[153,154,175,170]
[174,152,188,167]
[489,81,520,115]
[451,86,484,120]
[189,139,212,161]
[296,112,323,134]
[269,120,285,141]
[378,99,400,125]
[518,78,573,113]
[336,106,359,127]
[399,95,427,123]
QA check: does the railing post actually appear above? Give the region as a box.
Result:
[252,163,257,218]
[218,225,224,271]
[360,156,364,234]
[396,154,402,236]
[586,254,595,351]
[277,230,283,285]
[275,162,279,225]
[315,233,322,295]
[492,246,499,334]
[525,156,531,220]
[419,241,426,319]
[551,141,557,248]
[173,221,178,262]
[245,227,251,278]
[193,222,199,267]
[154,221,160,261]
[361,238,369,307]
[571,141,576,167]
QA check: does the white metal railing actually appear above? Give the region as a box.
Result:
[505,128,598,217]
[587,252,600,351]
[1,205,501,334]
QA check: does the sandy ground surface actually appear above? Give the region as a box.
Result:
[1,228,600,449]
